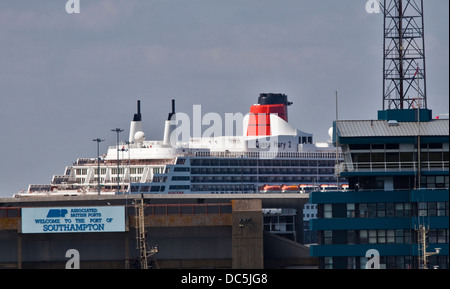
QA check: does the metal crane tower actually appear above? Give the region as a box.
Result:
[382,0,427,110]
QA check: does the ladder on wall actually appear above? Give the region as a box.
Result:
[135,196,159,269]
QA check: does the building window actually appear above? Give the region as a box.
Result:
[404,203,412,217]
[438,229,448,244]
[360,230,368,244]
[387,230,395,243]
[368,230,377,244]
[323,230,333,244]
[347,203,355,218]
[386,203,395,217]
[360,257,368,269]
[347,230,356,244]
[428,202,437,216]
[386,144,399,150]
[377,230,386,243]
[422,175,450,189]
[324,204,332,219]
[347,257,356,269]
[418,202,449,217]
[324,257,333,269]
[359,204,367,218]
[377,203,386,217]
[368,204,377,217]
[394,229,412,244]
[437,202,447,216]
[357,229,412,245]
[395,203,404,217]
[355,202,416,218]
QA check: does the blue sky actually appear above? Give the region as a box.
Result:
[0,0,448,196]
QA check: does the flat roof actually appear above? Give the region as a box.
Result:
[336,119,449,138]
[0,193,309,209]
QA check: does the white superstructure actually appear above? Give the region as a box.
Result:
[16,93,346,197]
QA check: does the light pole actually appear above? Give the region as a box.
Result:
[92,138,105,195]
[125,141,134,194]
[417,224,441,269]
[111,128,124,194]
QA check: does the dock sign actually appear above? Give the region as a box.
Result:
[21,206,125,234]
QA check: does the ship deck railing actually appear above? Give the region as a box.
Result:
[339,160,449,173]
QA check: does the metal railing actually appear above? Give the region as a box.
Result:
[340,161,449,173]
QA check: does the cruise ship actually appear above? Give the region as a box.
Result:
[16,93,346,197]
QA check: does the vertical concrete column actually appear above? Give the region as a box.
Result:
[18,217,22,269]
[231,199,263,269]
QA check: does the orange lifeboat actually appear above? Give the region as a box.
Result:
[282,185,299,193]
[262,185,282,193]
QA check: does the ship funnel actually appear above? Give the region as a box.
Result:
[134,100,142,121]
[163,99,176,146]
[246,93,292,136]
[129,100,145,144]
[167,99,175,120]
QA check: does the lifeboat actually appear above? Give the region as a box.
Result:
[299,184,319,193]
[281,185,299,193]
[262,185,282,193]
[319,184,340,191]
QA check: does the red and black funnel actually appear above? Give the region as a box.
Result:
[247,93,292,136]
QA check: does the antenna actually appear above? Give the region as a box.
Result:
[335,91,340,188]
[382,0,427,110]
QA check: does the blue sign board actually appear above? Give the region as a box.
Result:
[21,206,125,234]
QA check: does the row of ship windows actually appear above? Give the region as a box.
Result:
[190,168,335,175]
[190,159,337,167]
[321,202,449,218]
[130,185,165,192]
[191,176,337,184]
[152,175,338,184]
[191,185,257,192]
[74,176,142,183]
[75,167,161,175]
[321,229,450,245]
[129,185,192,192]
